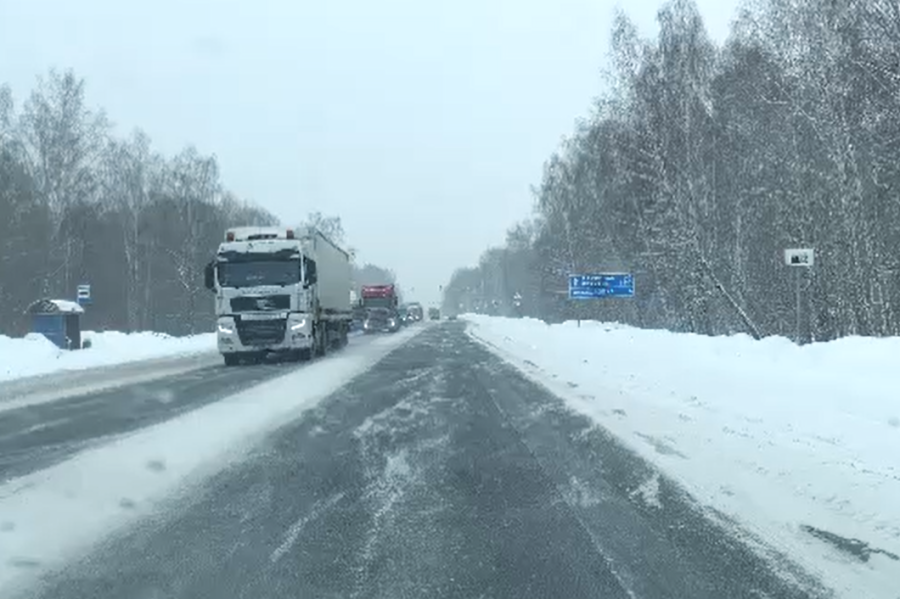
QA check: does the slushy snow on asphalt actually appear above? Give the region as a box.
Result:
[464,314,900,599]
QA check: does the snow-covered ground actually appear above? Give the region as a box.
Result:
[0,325,421,596]
[465,314,900,599]
[0,331,216,383]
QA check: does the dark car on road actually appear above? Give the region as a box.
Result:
[395,303,421,326]
[363,308,401,334]
[406,303,424,322]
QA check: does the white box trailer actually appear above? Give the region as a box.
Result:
[204,225,353,366]
[298,226,352,315]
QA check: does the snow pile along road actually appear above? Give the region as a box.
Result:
[0,330,216,383]
[0,325,422,597]
[464,314,900,599]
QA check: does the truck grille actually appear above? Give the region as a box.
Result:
[235,317,287,346]
[231,295,290,312]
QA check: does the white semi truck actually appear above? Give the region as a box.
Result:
[204,226,353,366]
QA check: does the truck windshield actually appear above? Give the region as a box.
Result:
[362,297,395,310]
[217,261,300,287]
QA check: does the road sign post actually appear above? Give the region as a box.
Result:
[567,273,634,327]
[784,249,814,343]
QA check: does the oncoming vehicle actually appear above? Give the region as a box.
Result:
[406,302,424,322]
[204,226,352,365]
[361,284,398,311]
[397,303,412,326]
[363,307,401,333]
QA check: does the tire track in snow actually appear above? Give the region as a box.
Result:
[270,492,345,564]
[348,356,450,598]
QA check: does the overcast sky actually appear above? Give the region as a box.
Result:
[0,0,739,306]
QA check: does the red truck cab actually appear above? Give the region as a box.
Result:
[360,284,398,311]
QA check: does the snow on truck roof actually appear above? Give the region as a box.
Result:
[222,226,348,256]
[225,226,301,242]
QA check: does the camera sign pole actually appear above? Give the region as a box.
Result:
[784,248,814,343]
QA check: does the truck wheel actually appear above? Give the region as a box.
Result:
[316,327,327,357]
[289,348,312,362]
[223,354,240,367]
[331,325,348,350]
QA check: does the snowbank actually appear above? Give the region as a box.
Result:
[0,325,422,596]
[0,330,216,383]
[464,314,900,599]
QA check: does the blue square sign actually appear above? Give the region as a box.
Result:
[76,284,91,305]
[568,273,634,299]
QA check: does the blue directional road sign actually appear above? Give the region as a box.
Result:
[568,273,634,299]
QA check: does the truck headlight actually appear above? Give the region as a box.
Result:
[290,318,307,331]
[218,323,234,334]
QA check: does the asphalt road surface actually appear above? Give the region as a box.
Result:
[0,354,300,481]
[17,323,828,599]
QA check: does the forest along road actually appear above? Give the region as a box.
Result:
[0,334,367,482]
[24,322,829,599]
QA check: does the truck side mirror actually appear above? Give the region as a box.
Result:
[307,260,317,285]
[204,261,216,291]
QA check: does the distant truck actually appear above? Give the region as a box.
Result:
[428,307,440,320]
[360,284,400,334]
[360,284,398,311]
[204,226,353,366]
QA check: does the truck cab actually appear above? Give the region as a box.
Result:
[204,226,351,365]
[359,284,400,334]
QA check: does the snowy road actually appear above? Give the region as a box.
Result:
[13,322,829,599]
[0,358,296,481]
[0,333,363,481]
